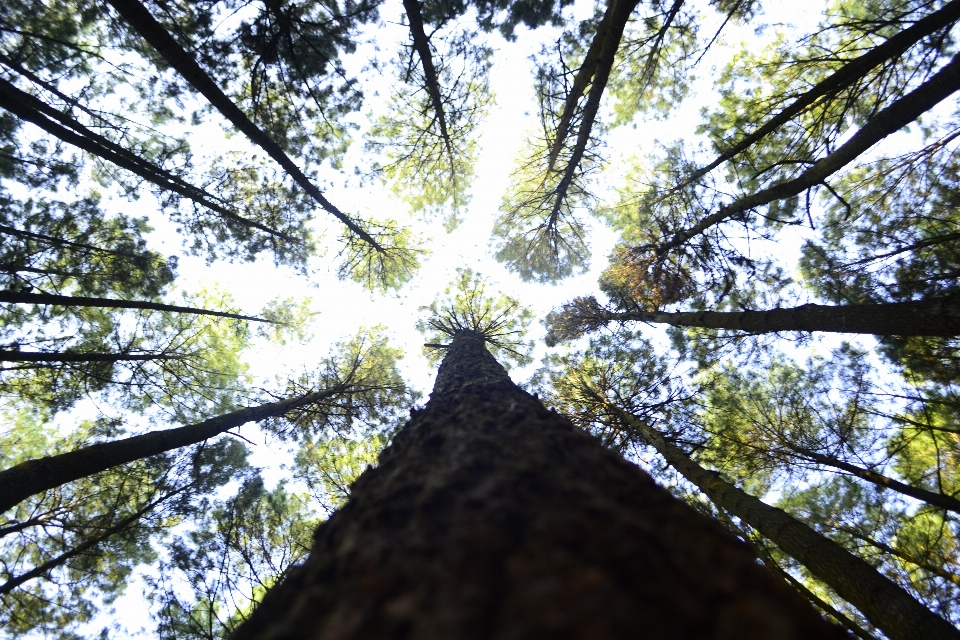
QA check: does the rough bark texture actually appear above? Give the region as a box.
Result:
[609,298,960,337]
[611,407,960,640]
[230,330,848,640]
[0,388,340,515]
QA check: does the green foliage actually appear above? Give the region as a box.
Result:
[254,297,318,345]
[695,350,874,495]
[798,133,960,383]
[416,267,535,367]
[535,329,681,453]
[337,219,428,294]
[421,0,575,38]
[889,400,960,501]
[777,475,960,621]
[493,131,596,282]
[0,288,255,421]
[294,433,386,511]
[261,326,416,442]
[607,0,702,124]
[367,30,493,230]
[700,0,955,191]
[0,193,176,299]
[149,477,318,640]
[1,414,250,639]
[492,46,600,283]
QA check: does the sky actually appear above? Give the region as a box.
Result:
[81,0,838,633]
[139,0,824,396]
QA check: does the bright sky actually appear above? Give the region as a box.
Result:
[87,0,836,634]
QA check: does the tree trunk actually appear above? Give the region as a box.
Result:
[787,444,960,514]
[545,0,641,175]
[230,330,847,639]
[0,388,342,515]
[0,290,275,324]
[659,49,960,254]
[0,222,154,260]
[546,0,640,223]
[0,75,290,242]
[675,0,960,191]
[590,298,960,337]
[607,405,960,640]
[401,0,452,157]
[0,350,182,363]
[103,0,380,250]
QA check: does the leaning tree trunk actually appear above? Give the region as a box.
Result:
[230,330,846,639]
[606,405,960,640]
[0,387,344,515]
[593,299,960,337]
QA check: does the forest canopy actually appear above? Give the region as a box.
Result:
[2,0,960,637]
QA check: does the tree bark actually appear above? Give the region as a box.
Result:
[0,388,342,515]
[584,298,960,337]
[787,444,960,514]
[0,290,276,324]
[607,405,960,640]
[229,330,848,640]
[0,350,182,363]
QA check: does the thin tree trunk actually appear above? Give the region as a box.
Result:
[787,444,960,514]
[0,387,343,515]
[0,350,182,363]
[582,298,960,337]
[545,0,640,225]
[401,0,452,159]
[0,487,178,594]
[230,330,847,640]
[713,508,880,640]
[0,290,276,324]
[606,403,960,640]
[400,0,463,206]
[543,0,638,172]
[0,263,106,280]
[673,0,960,191]
[0,223,153,260]
[752,538,881,640]
[103,0,381,251]
[657,50,960,254]
[844,526,960,588]
[0,76,292,242]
